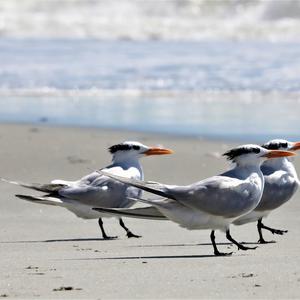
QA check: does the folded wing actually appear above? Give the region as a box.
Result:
[100,171,261,219]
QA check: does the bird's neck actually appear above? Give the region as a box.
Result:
[111,156,143,179]
[232,161,263,179]
[224,159,263,182]
[234,157,262,170]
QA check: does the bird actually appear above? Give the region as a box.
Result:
[233,139,300,243]
[1,141,173,239]
[93,144,295,255]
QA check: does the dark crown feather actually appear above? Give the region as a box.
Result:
[262,141,288,150]
[223,146,260,160]
[108,143,140,154]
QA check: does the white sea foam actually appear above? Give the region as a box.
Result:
[1,39,300,92]
[1,0,300,41]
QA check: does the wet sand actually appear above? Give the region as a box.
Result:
[0,123,299,299]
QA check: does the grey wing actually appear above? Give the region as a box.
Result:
[256,172,298,211]
[122,186,142,208]
[100,170,260,218]
[58,176,130,208]
[79,171,103,185]
[172,176,262,218]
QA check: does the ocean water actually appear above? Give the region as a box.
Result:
[1,39,300,142]
[1,0,300,141]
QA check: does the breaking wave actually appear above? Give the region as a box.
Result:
[1,0,300,41]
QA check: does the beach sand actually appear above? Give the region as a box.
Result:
[0,123,299,299]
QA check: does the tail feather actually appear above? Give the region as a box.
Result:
[98,171,176,200]
[92,206,167,220]
[1,178,66,193]
[16,194,64,206]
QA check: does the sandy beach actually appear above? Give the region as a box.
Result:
[0,123,299,299]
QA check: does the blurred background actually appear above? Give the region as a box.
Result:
[0,0,300,141]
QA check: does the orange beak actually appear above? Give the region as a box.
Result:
[144,147,174,156]
[290,142,300,151]
[262,150,296,159]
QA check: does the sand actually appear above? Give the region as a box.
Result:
[0,123,299,299]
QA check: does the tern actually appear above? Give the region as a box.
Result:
[93,145,295,255]
[1,141,173,239]
[233,139,300,243]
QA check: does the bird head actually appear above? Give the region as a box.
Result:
[262,139,300,152]
[223,144,295,166]
[108,141,173,162]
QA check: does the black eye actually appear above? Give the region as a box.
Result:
[282,143,288,148]
[253,148,260,153]
[132,145,140,150]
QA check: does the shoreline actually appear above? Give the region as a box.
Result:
[0,120,279,145]
[0,120,240,143]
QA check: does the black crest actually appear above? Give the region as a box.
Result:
[223,146,260,161]
[262,141,288,150]
[108,143,140,154]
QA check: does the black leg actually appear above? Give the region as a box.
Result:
[226,229,257,251]
[98,218,117,240]
[257,218,279,244]
[119,218,141,238]
[259,218,288,235]
[210,230,232,256]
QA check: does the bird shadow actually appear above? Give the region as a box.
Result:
[130,242,228,248]
[129,241,259,248]
[0,239,261,248]
[0,237,113,244]
[241,241,267,245]
[63,254,221,261]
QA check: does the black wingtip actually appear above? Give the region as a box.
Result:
[93,207,167,220]
[15,194,33,200]
[100,170,176,200]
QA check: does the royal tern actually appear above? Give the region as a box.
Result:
[1,141,173,239]
[93,145,295,255]
[234,139,300,243]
